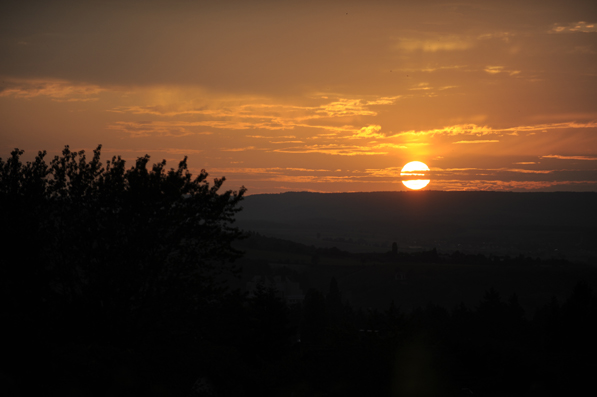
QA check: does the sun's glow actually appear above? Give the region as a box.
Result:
[401,161,430,190]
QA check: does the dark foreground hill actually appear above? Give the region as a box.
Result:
[237,191,597,261]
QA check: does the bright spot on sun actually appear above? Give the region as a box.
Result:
[401,161,430,190]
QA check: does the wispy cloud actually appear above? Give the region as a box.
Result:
[109,119,291,136]
[550,21,597,33]
[109,95,402,137]
[271,144,389,156]
[395,36,474,52]
[431,180,597,192]
[393,124,496,138]
[485,66,503,75]
[392,121,597,138]
[453,140,500,144]
[348,125,385,139]
[541,155,597,161]
[208,166,332,175]
[108,121,195,137]
[502,168,552,174]
[409,82,432,91]
[372,143,408,149]
[0,78,104,101]
[246,135,296,139]
[315,97,400,117]
[111,96,400,121]
[484,66,521,76]
[221,146,257,152]
[477,32,516,42]
[419,65,466,72]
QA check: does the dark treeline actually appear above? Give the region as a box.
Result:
[239,231,575,267]
[234,279,597,397]
[1,147,596,396]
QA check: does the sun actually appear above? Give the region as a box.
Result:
[401,161,430,190]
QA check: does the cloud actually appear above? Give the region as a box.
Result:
[365,167,428,179]
[512,121,597,132]
[501,168,552,174]
[365,167,403,178]
[477,32,516,42]
[109,94,402,137]
[398,65,466,73]
[453,140,500,144]
[541,155,597,161]
[0,78,104,101]
[395,36,474,52]
[409,82,432,91]
[271,144,388,156]
[208,166,332,176]
[372,143,408,149]
[315,97,400,117]
[266,175,357,183]
[316,99,376,117]
[392,121,597,139]
[484,66,521,76]
[349,125,384,139]
[246,135,296,139]
[221,146,257,152]
[112,96,400,121]
[108,121,195,137]
[393,124,496,138]
[109,119,291,136]
[550,21,597,33]
[430,180,597,192]
[365,96,402,106]
[485,66,503,75]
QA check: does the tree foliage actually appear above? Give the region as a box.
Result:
[1,145,246,347]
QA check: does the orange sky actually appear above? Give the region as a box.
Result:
[1,0,596,193]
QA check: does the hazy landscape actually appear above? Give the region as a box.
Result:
[2,148,597,396]
[2,0,596,396]
[237,191,597,260]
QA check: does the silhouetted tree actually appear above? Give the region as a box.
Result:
[248,283,292,360]
[301,289,327,347]
[1,145,246,350]
[326,277,343,320]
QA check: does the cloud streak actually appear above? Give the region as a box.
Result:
[0,78,104,101]
[541,155,597,161]
[395,36,474,52]
[109,95,402,138]
[391,122,597,138]
[271,144,389,156]
[551,21,597,33]
[453,140,500,144]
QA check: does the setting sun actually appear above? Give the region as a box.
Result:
[401,161,430,190]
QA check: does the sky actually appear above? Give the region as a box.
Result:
[1,0,596,194]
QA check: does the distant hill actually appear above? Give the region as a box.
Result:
[232,232,597,314]
[236,191,597,261]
